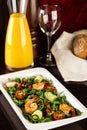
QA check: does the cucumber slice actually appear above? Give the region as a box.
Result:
[32,110,42,119]
[35,75,44,82]
[44,91,57,102]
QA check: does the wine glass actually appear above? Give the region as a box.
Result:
[38,4,61,66]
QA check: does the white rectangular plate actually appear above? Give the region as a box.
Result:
[0,67,87,130]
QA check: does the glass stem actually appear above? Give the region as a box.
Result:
[46,32,52,61]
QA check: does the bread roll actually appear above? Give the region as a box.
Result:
[72,34,87,59]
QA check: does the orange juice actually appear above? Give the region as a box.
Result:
[5,13,33,70]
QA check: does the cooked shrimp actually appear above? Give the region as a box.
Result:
[59,104,76,117]
[25,96,39,114]
[32,82,45,90]
[6,81,21,88]
[15,90,27,100]
[6,81,17,87]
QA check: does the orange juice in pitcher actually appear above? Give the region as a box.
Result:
[5,0,33,71]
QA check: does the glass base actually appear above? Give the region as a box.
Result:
[39,56,56,67]
[5,62,34,72]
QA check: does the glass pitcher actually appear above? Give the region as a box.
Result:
[5,0,33,71]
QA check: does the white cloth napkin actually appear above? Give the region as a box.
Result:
[51,31,87,82]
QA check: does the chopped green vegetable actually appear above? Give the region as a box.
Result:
[34,75,44,82]
[44,91,57,102]
[32,110,42,119]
